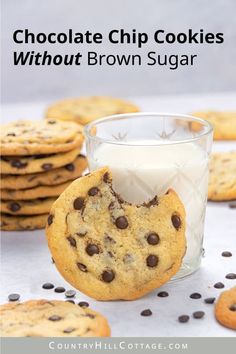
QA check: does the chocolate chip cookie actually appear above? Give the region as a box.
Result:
[191,111,236,140]
[1,148,80,175]
[46,167,186,301]
[0,213,48,231]
[1,197,56,215]
[0,155,87,190]
[45,96,140,125]
[0,119,84,155]
[215,287,236,330]
[0,299,110,337]
[208,152,236,201]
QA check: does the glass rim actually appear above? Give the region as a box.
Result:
[84,112,213,146]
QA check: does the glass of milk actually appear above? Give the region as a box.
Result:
[84,113,213,279]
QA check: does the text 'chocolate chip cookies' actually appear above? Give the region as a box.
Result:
[46,167,186,301]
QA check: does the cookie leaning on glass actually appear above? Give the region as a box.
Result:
[46,167,186,301]
[0,119,87,231]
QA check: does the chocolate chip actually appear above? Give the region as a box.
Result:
[147,232,160,245]
[140,309,152,316]
[229,202,236,209]
[76,232,87,237]
[77,262,87,272]
[51,257,55,263]
[229,304,236,311]
[171,214,181,230]
[108,202,115,211]
[65,290,76,298]
[42,283,54,290]
[157,291,169,298]
[102,269,115,283]
[214,282,224,289]
[103,172,110,183]
[42,163,53,171]
[8,293,20,302]
[47,214,54,226]
[190,293,202,299]
[47,120,56,124]
[88,187,99,196]
[78,301,89,308]
[225,273,236,279]
[178,315,190,323]
[8,202,21,212]
[6,132,16,136]
[85,313,95,319]
[48,315,62,321]
[65,300,75,304]
[193,311,205,319]
[204,297,215,304]
[146,255,158,267]
[221,251,232,257]
[65,163,75,171]
[54,286,65,293]
[67,236,76,247]
[11,159,27,169]
[73,197,84,210]
[115,216,128,229]
[86,244,99,256]
[63,327,75,333]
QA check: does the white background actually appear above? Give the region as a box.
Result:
[1,0,236,338]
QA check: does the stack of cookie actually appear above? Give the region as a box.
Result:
[0,119,87,231]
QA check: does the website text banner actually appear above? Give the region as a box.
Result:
[1,337,236,354]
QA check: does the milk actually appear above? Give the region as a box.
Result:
[89,141,209,276]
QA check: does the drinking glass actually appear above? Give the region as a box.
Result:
[84,113,213,279]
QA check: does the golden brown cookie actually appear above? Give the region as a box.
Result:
[0,119,84,155]
[208,152,236,201]
[1,197,56,215]
[45,96,140,125]
[1,148,80,175]
[0,213,48,231]
[0,299,110,337]
[0,154,87,190]
[46,167,186,301]
[1,181,72,200]
[191,111,236,140]
[215,287,236,330]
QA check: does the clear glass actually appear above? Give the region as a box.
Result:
[84,113,213,279]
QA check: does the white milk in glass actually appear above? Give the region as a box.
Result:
[89,141,209,276]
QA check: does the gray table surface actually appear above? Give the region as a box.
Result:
[1,92,236,336]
